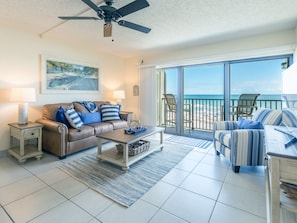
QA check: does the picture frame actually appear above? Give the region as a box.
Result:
[41,55,99,94]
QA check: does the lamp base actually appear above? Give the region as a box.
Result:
[18,103,28,125]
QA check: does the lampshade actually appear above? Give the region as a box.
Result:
[10,88,36,102]
[113,90,126,100]
[10,88,36,125]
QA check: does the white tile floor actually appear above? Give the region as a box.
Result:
[0,134,295,223]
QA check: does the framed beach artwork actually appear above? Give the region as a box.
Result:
[41,55,99,94]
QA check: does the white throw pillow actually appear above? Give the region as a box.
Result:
[64,107,83,130]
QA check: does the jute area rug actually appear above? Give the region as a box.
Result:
[59,143,192,207]
[165,135,213,149]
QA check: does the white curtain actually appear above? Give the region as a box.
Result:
[140,66,157,126]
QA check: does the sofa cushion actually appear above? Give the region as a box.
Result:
[238,116,263,129]
[94,101,110,108]
[73,101,98,113]
[54,106,71,127]
[107,120,128,130]
[64,107,83,130]
[79,112,101,124]
[42,103,73,120]
[252,108,282,125]
[73,102,90,113]
[100,104,121,121]
[88,122,114,135]
[282,109,297,127]
[68,125,95,141]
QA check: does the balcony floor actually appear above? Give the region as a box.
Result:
[163,126,213,141]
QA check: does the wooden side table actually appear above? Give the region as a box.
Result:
[264,125,297,223]
[8,122,43,164]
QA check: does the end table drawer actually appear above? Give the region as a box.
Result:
[24,129,40,139]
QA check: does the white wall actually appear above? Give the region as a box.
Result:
[141,29,297,67]
[123,58,142,120]
[0,25,134,152]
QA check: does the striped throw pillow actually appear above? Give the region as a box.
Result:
[252,108,282,125]
[100,104,121,122]
[64,107,83,130]
[282,109,297,127]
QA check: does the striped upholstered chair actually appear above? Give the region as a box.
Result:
[213,108,283,173]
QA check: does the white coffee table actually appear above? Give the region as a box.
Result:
[96,126,164,170]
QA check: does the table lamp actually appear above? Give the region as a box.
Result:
[113,90,125,104]
[10,88,36,125]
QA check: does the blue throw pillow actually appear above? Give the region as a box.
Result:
[54,106,71,127]
[79,112,101,124]
[238,116,264,129]
[64,107,83,130]
[100,104,121,122]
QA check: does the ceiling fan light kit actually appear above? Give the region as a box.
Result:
[59,0,151,37]
[104,23,112,37]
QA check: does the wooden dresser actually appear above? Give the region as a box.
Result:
[264,125,297,223]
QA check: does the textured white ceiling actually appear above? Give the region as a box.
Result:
[1,0,297,58]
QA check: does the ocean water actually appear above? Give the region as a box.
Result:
[184,94,282,100]
[180,94,283,117]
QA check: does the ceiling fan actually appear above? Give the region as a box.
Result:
[59,0,151,37]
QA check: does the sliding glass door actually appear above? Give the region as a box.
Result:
[183,64,224,135]
[157,54,292,137]
[160,64,224,135]
[229,57,290,120]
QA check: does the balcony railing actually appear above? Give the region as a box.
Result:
[161,97,291,132]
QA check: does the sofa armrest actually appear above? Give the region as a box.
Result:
[230,129,265,166]
[35,118,69,158]
[36,118,69,134]
[213,121,239,131]
[120,111,132,123]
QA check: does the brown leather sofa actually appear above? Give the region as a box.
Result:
[36,101,131,159]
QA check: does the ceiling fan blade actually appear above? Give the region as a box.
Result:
[118,20,151,33]
[104,23,112,37]
[81,0,99,12]
[59,16,99,20]
[116,0,149,18]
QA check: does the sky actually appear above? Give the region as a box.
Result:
[165,58,286,95]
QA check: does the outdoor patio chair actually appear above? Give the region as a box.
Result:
[230,93,260,120]
[163,94,193,132]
